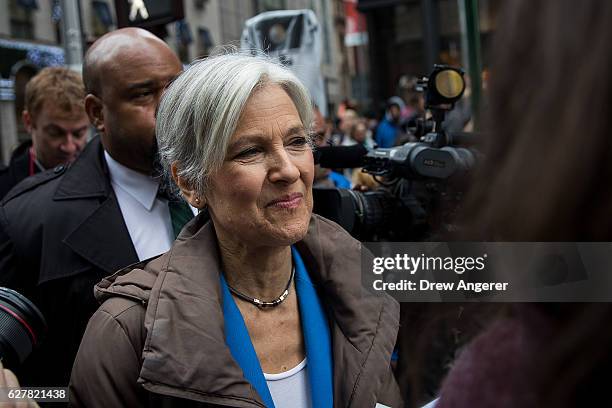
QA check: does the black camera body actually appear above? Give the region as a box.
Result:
[362,140,475,181]
[313,65,478,241]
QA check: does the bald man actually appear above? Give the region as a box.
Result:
[0,28,190,387]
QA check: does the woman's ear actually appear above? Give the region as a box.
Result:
[171,162,206,208]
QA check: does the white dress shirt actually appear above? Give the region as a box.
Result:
[104,151,174,261]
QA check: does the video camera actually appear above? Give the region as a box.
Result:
[313,65,479,241]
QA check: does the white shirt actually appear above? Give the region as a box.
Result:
[104,151,174,261]
[264,358,312,408]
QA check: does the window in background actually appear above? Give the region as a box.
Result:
[91,0,114,37]
[197,27,214,58]
[259,0,286,12]
[175,20,193,63]
[9,0,35,40]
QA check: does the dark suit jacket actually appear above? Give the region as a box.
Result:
[0,140,41,200]
[0,136,139,387]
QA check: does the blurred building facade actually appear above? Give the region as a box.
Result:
[358,0,501,114]
[265,0,348,118]
[0,0,64,162]
[0,0,352,164]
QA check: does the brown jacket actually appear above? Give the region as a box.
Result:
[69,213,402,407]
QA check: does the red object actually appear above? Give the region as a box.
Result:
[344,0,368,46]
[0,303,38,345]
[28,147,36,176]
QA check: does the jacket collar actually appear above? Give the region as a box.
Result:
[96,213,399,406]
[53,135,109,200]
[9,139,32,164]
[5,140,32,183]
[54,135,138,274]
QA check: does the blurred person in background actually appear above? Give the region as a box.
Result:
[70,53,402,408]
[339,117,373,182]
[416,1,612,407]
[363,110,380,139]
[342,118,375,149]
[331,108,358,146]
[376,97,404,148]
[335,97,356,122]
[340,118,376,189]
[0,67,89,199]
[0,28,186,388]
[399,75,425,126]
[312,106,351,189]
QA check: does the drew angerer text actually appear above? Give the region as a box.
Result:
[373,279,509,293]
[370,253,509,294]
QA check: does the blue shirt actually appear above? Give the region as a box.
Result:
[329,171,351,188]
[375,118,400,148]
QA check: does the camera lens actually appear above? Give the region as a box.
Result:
[0,287,47,369]
[348,189,396,239]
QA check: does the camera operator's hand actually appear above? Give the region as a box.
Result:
[0,361,39,408]
[353,184,371,192]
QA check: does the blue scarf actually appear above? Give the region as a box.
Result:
[219,246,333,408]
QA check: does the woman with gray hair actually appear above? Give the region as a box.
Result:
[69,53,402,408]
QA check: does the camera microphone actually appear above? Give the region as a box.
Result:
[314,144,368,169]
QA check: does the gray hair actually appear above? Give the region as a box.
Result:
[156,52,314,197]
